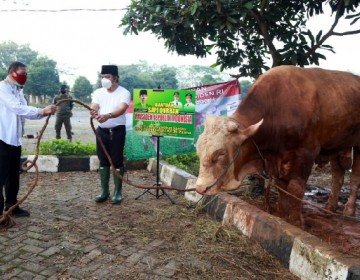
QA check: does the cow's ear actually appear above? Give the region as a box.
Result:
[229,119,263,143]
[241,119,263,137]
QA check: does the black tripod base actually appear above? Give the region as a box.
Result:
[135,183,175,204]
[135,135,175,204]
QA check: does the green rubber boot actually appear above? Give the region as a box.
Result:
[95,166,110,203]
[112,168,125,204]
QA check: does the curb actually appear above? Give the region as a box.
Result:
[21,155,147,172]
[146,158,360,280]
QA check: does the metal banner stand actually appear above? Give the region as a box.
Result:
[135,135,175,204]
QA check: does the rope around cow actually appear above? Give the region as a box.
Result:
[0,99,197,229]
[1,100,355,229]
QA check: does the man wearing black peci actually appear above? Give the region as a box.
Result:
[90,65,131,204]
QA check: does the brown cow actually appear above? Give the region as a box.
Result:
[316,147,360,216]
[195,66,360,226]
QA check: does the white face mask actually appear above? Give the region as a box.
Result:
[101,78,112,89]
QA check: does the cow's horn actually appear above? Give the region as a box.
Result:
[227,120,238,132]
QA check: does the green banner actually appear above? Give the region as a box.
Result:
[132,89,196,139]
[125,80,241,160]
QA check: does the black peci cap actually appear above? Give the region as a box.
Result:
[139,89,147,96]
[101,65,118,76]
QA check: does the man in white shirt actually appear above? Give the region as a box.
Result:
[169,91,183,108]
[90,65,131,204]
[0,61,56,218]
[184,93,195,109]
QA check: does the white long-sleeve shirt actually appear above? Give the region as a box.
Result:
[0,77,44,146]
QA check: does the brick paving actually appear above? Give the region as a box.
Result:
[0,170,190,280]
[0,169,300,280]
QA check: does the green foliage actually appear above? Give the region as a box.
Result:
[0,42,62,104]
[118,64,179,93]
[26,57,60,100]
[153,67,178,89]
[21,147,31,156]
[176,65,230,88]
[72,76,93,102]
[92,63,180,94]
[93,63,229,94]
[240,79,252,97]
[200,74,219,85]
[164,152,200,176]
[125,132,197,161]
[0,68,6,80]
[0,41,38,81]
[39,139,96,156]
[0,41,38,72]
[121,0,360,78]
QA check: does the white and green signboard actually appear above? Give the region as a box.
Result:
[132,89,196,139]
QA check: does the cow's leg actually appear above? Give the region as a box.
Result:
[287,178,306,227]
[263,179,271,213]
[325,156,345,213]
[338,148,353,171]
[344,147,360,216]
[263,178,277,213]
[285,150,316,227]
[274,179,288,218]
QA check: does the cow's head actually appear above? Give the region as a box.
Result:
[196,115,263,195]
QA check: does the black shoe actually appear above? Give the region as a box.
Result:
[5,207,30,217]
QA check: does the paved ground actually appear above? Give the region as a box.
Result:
[1,171,183,280]
[1,108,300,279]
[0,170,297,280]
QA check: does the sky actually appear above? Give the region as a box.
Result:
[0,0,359,86]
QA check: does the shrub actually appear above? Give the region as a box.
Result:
[164,152,199,176]
[39,139,96,156]
[38,139,199,175]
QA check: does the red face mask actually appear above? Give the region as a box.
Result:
[12,72,27,85]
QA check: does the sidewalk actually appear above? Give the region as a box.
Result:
[0,166,298,280]
[0,170,180,279]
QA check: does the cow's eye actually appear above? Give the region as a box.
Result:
[212,150,226,162]
[218,152,226,160]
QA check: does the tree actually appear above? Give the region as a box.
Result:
[117,64,179,94]
[93,63,227,97]
[0,68,6,81]
[72,76,93,102]
[240,79,252,97]
[0,41,38,80]
[200,74,219,86]
[25,57,60,104]
[118,64,157,93]
[153,67,178,89]
[176,65,230,88]
[121,0,360,78]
